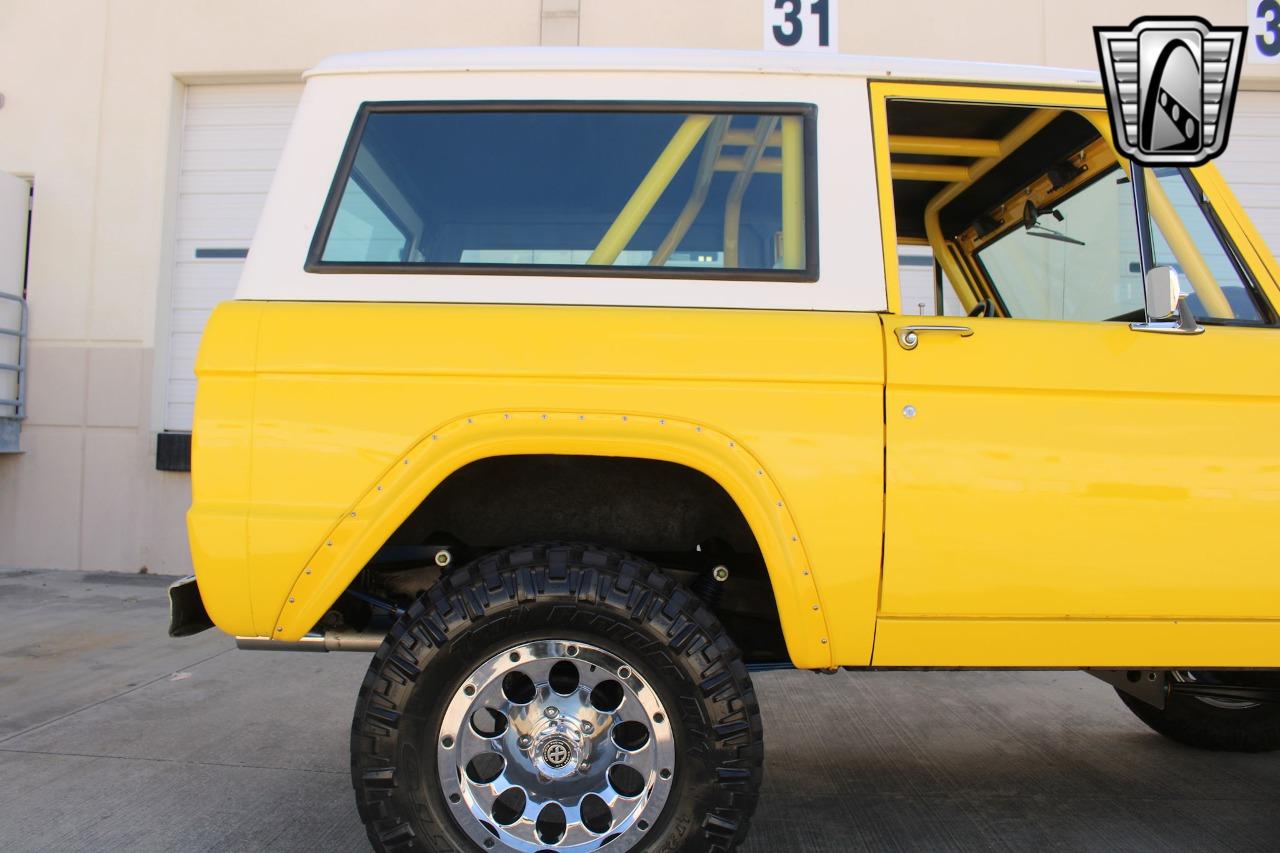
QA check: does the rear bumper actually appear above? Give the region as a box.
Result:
[168,576,214,637]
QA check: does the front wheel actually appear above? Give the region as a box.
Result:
[351,543,764,852]
[1117,671,1280,752]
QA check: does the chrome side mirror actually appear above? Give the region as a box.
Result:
[1131,265,1204,336]
[1144,266,1180,320]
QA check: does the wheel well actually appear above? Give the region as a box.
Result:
[334,455,786,662]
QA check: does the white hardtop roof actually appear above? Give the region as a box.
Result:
[307,47,1101,88]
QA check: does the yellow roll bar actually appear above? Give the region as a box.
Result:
[1144,172,1233,318]
[649,116,729,267]
[588,115,713,266]
[723,128,782,148]
[715,155,783,174]
[923,109,1061,309]
[888,135,1001,158]
[724,117,780,268]
[892,162,971,183]
[780,115,805,270]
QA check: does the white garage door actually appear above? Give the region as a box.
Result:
[165,82,302,431]
[1215,91,1280,262]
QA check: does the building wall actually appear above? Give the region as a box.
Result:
[0,0,1275,573]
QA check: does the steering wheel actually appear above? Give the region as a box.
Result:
[967,298,996,318]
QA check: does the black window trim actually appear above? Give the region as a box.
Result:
[304,100,820,283]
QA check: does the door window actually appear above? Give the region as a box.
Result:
[876,93,1273,326]
[1147,168,1268,324]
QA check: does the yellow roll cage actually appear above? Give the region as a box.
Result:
[587,113,805,270]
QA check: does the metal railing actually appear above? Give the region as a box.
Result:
[0,291,28,419]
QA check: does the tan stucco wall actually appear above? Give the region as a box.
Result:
[0,0,1274,572]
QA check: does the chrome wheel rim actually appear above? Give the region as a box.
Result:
[438,640,676,852]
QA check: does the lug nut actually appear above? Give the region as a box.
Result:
[582,722,594,734]
[578,762,590,772]
[518,735,532,748]
[545,707,559,719]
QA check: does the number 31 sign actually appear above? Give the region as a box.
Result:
[764,0,839,52]
[1250,0,1280,61]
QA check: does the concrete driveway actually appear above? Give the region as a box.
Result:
[1,568,1277,852]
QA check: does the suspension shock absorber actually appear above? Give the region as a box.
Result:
[691,563,730,608]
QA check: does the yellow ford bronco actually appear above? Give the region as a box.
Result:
[168,48,1280,852]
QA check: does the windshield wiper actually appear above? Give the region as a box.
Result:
[1021,200,1086,246]
[1026,225,1086,247]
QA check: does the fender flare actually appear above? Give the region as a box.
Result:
[273,409,833,668]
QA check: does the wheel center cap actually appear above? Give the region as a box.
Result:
[540,735,573,769]
[529,721,585,779]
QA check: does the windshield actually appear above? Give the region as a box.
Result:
[975,167,1145,322]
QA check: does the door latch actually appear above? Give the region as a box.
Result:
[894,325,974,350]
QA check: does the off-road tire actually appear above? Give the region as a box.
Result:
[351,542,764,852]
[1117,674,1280,752]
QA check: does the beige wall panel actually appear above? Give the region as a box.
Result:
[839,2,1045,65]
[0,426,84,569]
[542,0,581,45]
[87,348,143,429]
[0,2,109,343]
[22,346,87,428]
[139,469,195,576]
[580,0,758,48]
[81,428,144,572]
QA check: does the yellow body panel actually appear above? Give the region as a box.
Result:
[190,303,886,667]
[187,302,262,634]
[879,317,1280,616]
[191,80,1280,670]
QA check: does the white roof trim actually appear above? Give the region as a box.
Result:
[306,47,1101,88]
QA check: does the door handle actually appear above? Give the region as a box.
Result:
[893,325,974,350]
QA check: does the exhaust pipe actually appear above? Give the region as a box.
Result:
[235,630,384,653]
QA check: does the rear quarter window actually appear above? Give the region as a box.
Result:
[307,103,817,280]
